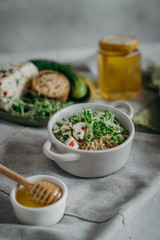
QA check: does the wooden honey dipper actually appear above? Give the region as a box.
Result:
[0,164,62,205]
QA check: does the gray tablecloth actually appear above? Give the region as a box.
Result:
[0,121,160,239]
[0,45,160,240]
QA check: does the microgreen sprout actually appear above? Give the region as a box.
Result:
[53,108,129,150]
[4,93,73,122]
[67,108,129,144]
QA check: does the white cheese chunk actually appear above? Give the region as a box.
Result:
[53,124,59,130]
[61,124,71,132]
[53,125,61,133]
[63,130,71,136]
[64,136,79,149]
[73,122,86,140]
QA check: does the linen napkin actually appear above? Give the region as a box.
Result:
[0,125,160,224]
[132,61,160,133]
[133,97,160,133]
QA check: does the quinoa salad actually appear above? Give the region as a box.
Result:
[53,108,129,150]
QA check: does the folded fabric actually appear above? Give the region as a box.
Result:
[0,126,160,224]
[133,97,160,133]
[142,63,160,91]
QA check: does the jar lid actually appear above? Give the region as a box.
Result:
[99,35,139,51]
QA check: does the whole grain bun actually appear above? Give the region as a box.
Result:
[31,70,70,103]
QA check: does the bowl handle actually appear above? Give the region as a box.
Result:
[111,101,134,119]
[43,140,80,162]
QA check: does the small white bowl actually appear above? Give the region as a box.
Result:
[10,175,68,226]
[43,101,135,178]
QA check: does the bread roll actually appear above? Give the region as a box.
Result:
[32,70,70,103]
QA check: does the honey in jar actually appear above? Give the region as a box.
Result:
[97,35,142,100]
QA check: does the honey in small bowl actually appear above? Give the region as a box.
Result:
[16,185,63,208]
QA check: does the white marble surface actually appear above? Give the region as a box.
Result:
[0,42,160,66]
[0,0,160,53]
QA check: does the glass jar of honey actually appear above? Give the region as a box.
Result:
[97,35,142,100]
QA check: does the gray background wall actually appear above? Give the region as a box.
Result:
[0,0,160,53]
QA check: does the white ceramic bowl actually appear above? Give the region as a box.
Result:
[43,102,135,178]
[10,175,68,226]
